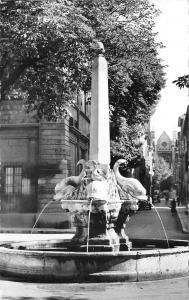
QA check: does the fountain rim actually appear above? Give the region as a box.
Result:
[1,238,188,257]
[60,199,133,204]
[0,238,189,283]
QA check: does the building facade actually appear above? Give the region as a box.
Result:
[0,96,90,226]
[177,108,189,205]
[156,131,173,168]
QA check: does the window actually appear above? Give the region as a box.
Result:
[5,166,22,195]
[161,142,167,148]
[80,148,87,161]
[0,163,36,213]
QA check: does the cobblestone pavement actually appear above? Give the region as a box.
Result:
[0,275,189,300]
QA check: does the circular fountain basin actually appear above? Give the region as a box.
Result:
[0,238,188,282]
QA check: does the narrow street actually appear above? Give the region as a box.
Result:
[127,200,189,241]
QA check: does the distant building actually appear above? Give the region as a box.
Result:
[156,131,173,168]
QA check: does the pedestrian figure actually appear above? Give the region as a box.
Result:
[171,198,177,215]
[165,193,169,205]
[177,196,181,206]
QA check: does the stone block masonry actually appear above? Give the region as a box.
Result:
[37,121,70,213]
[0,100,89,218]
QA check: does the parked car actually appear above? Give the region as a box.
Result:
[138,197,152,211]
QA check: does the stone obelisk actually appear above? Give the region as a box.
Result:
[89,42,110,165]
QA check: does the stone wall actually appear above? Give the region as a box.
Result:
[0,100,90,217]
[37,121,70,213]
[0,124,39,213]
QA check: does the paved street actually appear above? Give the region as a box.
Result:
[0,276,189,300]
[126,202,189,241]
[0,200,189,300]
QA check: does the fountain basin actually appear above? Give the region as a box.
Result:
[0,238,188,282]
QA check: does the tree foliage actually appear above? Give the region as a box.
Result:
[173,75,189,89]
[153,156,172,186]
[1,0,95,119]
[0,0,165,162]
[110,117,144,166]
[160,175,173,192]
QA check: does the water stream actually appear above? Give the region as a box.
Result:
[86,198,93,252]
[128,191,170,248]
[86,199,110,252]
[31,200,57,234]
[151,204,170,248]
[30,194,170,250]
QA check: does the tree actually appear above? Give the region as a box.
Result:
[110,117,144,166]
[153,157,172,189]
[173,75,189,89]
[160,175,173,192]
[75,0,165,163]
[0,0,165,161]
[1,0,95,119]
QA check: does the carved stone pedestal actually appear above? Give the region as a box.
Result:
[63,200,132,252]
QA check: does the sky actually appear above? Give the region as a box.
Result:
[150,0,189,141]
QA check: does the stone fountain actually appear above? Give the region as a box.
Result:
[0,43,188,283]
[54,41,140,253]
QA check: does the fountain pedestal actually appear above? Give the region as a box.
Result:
[61,199,132,252]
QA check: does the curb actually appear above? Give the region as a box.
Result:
[0,228,75,234]
[177,211,189,234]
